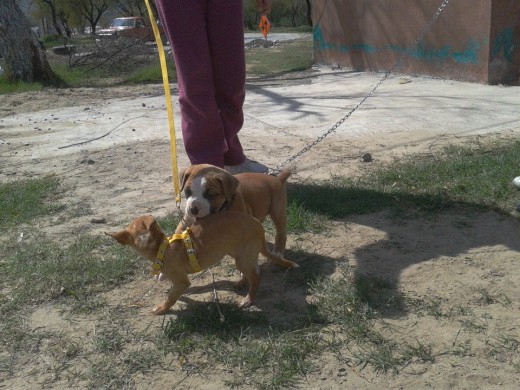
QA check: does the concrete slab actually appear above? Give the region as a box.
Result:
[0,68,519,165]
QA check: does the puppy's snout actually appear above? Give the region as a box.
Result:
[186,197,210,219]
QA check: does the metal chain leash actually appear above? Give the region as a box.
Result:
[271,0,450,172]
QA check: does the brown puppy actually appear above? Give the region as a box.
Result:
[178,164,290,257]
[106,211,298,315]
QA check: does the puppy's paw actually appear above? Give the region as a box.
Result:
[152,304,171,315]
[239,296,254,308]
[234,276,248,289]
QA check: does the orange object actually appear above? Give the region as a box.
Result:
[259,15,271,39]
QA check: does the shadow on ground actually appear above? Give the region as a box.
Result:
[287,182,520,315]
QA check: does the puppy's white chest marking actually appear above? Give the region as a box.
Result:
[186,176,211,218]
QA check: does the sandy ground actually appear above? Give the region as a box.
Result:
[1,68,520,389]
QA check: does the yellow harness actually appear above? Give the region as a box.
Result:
[153,228,202,276]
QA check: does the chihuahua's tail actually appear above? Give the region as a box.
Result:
[261,246,299,269]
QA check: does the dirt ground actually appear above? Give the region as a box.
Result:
[1,74,520,389]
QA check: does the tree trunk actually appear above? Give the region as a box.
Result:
[41,0,64,37]
[0,0,58,83]
[305,0,312,26]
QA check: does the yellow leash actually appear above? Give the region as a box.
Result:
[143,0,182,209]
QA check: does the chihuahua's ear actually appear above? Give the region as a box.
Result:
[142,215,156,230]
[105,230,131,245]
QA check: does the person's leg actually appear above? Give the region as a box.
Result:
[207,0,247,166]
[155,0,227,166]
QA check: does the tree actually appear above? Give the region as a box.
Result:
[57,8,72,37]
[305,0,312,26]
[114,0,147,18]
[0,0,58,83]
[40,0,65,36]
[70,0,112,35]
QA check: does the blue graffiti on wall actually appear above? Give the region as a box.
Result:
[313,25,484,65]
[492,27,515,62]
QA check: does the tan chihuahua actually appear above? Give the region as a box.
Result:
[106,211,298,315]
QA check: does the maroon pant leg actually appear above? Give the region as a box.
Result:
[207,1,247,166]
[155,0,246,167]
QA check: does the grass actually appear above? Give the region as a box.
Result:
[0,28,312,93]
[124,61,177,84]
[288,139,520,219]
[0,233,140,315]
[0,176,141,317]
[286,201,325,233]
[159,303,319,388]
[1,135,520,385]
[40,34,91,49]
[0,80,45,94]
[5,24,519,386]
[371,141,520,213]
[0,176,63,227]
[246,38,314,76]
[156,213,182,234]
[48,54,177,88]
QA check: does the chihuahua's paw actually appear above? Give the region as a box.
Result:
[154,272,167,282]
[152,304,170,315]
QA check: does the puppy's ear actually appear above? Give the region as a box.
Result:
[179,167,190,191]
[218,173,239,202]
[105,230,131,245]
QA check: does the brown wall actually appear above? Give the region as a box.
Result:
[312,0,520,84]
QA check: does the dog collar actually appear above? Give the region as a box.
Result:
[214,194,234,213]
[153,228,202,275]
[218,200,229,212]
